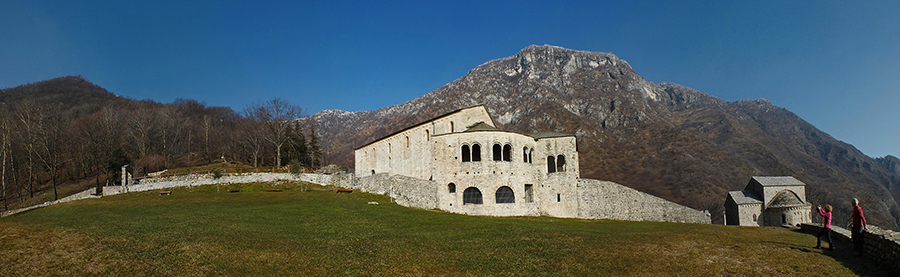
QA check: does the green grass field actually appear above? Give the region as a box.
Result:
[0,181,892,276]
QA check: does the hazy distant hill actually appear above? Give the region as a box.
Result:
[0,75,130,116]
[311,45,900,229]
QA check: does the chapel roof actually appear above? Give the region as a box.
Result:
[767,190,807,208]
[751,176,805,186]
[728,190,763,205]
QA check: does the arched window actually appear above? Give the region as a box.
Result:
[523,147,529,163]
[495,186,515,204]
[557,155,566,172]
[425,130,430,141]
[371,169,375,175]
[493,144,502,161]
[528,148,533,164]
[450,121,454,132]
[448,183,456,193]
[472,144,481,161]
[752,214,758,221]
[463,187,483,204]
[405,136,409,148]
[461,145,471,162]
[503,144,511,161]
[547,156,556,173]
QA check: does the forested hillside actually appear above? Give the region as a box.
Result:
[0,76,322,211]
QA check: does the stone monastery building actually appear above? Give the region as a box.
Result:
[724,176,812,227]
[352,105,710,223]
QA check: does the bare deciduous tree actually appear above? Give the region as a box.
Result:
[244,98,302,167]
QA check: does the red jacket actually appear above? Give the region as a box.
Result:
[852,205,867,228]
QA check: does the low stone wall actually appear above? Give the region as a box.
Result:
[576,179,711,224]
[338,173,437,210]
[0,188,100,217]
[801,223,900,272]
[2,173,339,217]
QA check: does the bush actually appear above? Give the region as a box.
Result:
[211,168,223,179]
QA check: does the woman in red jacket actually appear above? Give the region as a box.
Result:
[815,204,834,250]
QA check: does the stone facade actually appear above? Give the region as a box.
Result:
[725,176,812,227]
[353,105,709,223]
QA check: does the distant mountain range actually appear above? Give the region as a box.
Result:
[310,45,900,229]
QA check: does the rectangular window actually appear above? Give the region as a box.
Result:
[524,184,533,203]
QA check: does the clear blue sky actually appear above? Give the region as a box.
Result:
[1,1,898,158]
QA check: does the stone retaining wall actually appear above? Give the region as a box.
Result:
[576,179,711,224]
[336,173,437,210]
[801,223,900,272]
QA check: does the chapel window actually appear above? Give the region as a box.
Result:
[557,155,566,172]
[495,186,515,204]
[406,136,409,148]
[472,144,482,161]
[448,183,456,193]
[451,122,454,133]
[528,148,533,164]
[462,145,471,162]
[503,144,511,162]
[463,187,483,204]
[547,156,556,173]
[493,144,502,161]
[523,147,529,163]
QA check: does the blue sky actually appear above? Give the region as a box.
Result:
[1,1,898,158]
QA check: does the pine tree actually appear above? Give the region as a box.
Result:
[308,124,322,167]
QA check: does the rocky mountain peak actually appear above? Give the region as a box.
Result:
[310,45,900,229]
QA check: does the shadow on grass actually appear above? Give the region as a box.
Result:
[785,229,896,276]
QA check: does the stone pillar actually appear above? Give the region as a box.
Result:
[121,165,132,192]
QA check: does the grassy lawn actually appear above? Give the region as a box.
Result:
[0,182,892,276]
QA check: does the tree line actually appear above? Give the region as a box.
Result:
[0,96,321,211]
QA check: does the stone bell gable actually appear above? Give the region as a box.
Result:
[725,176,812,227]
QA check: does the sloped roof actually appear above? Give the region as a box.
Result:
[464,122,500,132]
[355,105,493,150]
[767,190,807,208]
[752,176,805,186]
[528,131,575,140]
[728,190,763,205]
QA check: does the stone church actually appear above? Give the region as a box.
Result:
[352,105,710,223]
[355,105,578,217]
[724,176,812,227]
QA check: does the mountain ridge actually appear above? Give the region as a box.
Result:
[311,45,900,229]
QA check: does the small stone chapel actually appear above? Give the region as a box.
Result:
[724,176,812,227]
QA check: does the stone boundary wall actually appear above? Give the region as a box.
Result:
[0,189,100,217]
[576,179,711,224]
[801,223,900,272]
[1,173,339,218]
[103,173,335,196]
[336,173,437,210]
